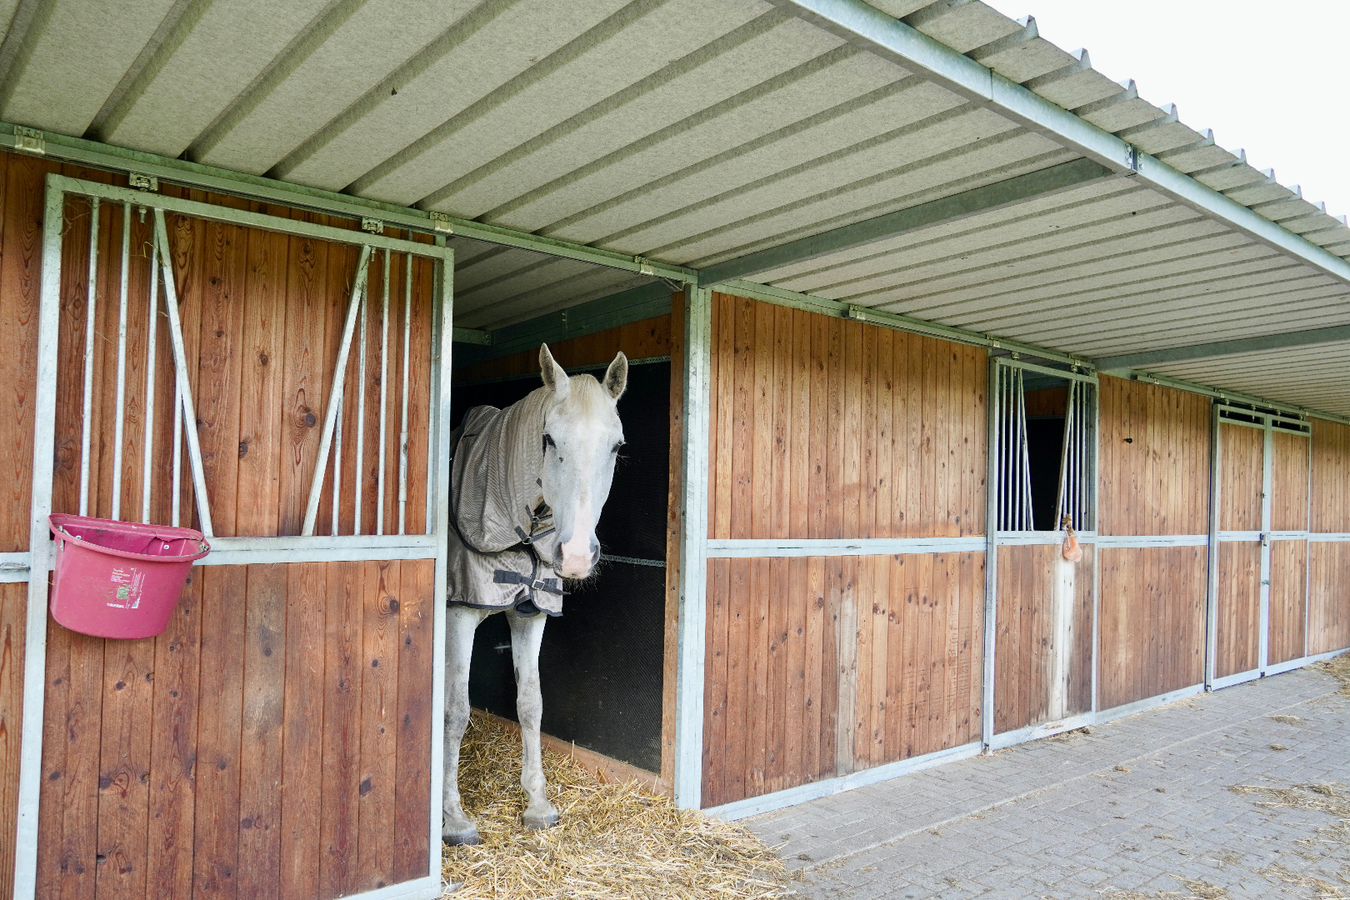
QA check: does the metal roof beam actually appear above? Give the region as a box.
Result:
[770,0,1350,286]
[1093,324,1350,373]
[698,157,1111,286]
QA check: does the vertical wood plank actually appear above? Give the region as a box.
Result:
[357,560,399,891]
[393,559,432,883]
[320,560,362,898]
[237,564,287,900]
[281,563,325,899]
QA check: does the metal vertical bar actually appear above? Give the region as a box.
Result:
[997,366,1007,531]
[674,284,712,809]
[153,209,214,537]
[14,177,70,900]
[141,232,160,523]
[332,397,344,537]
[301,244,371,537]
[1259,418,1273,672]
[111,202,132,521]
[377,247,391,536]
[1055,380,1076,529]
[425,243,444,537]
[79,197,100,517]
[426,240,453,881]
[982,354,1000,750]
[398,251,412,535]
[1017,370,1033,530]
[172,381,182,527]
[354,257,369,535]
[1204,402,1222,688]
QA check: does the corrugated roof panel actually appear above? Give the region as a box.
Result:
[483,51,929,238]
[1147,342,1350,416]
[104,0,333,156]
[352,0,779,206]
[903,1,1022,53]
[275,0,634,191]
[193,0,483,175]
[0,0,176,135]
[420,8,839,219]
[654,131,1070,266]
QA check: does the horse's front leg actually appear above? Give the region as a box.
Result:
[443,606,487,845]
[507,610,559,830]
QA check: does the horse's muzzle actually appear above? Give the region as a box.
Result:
[555,539,600,578]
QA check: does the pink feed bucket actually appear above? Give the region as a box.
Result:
[48,514,210,639]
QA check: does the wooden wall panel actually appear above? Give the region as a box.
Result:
[1098,547,1206,709]
[702,552,983,807]
[1215,542,1261,678]
[1098,377,1210,536]
[0,151,440,899]
[35,561,433,900]
[1218,424,1263,532]
[1271,432,1310,532]
[993,544,1093,734]
[455,313,672,383]
[707,295,987,541]
[1311,420,1350,534]
[1268,540,1308,665]
[1310,542,1350,655]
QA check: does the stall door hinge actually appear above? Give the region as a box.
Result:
[361,217,385,234]
[429,211,454,234]
[128,173,159,192]
[14,126,44,155]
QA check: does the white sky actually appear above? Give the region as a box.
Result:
[981,0,1350,221]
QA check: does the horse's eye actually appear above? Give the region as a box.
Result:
[612,440,625,454]
[543,433,555,451]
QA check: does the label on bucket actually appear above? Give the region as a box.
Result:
[108,566,146,610]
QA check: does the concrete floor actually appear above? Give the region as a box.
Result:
[748,664,1349,899]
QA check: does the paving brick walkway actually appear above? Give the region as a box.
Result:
[748,665,1350,899]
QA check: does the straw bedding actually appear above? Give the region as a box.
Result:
[441,712,794,899]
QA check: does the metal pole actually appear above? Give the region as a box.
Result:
[674,285,712,809]
[398,251,412,536]
[982,354,1000,750]
[1017,369,1033,530]
[13,177,70,900]
[1204,402,1221,688]
[425,243,443,537]
[301,244,371,537]
[141,230,160,523]
[111,202,131,521]
[154,209,214,537]
[79,197,100,517]
[377,247,391,536]
[354,257,369,535]
[1055,380,1076,529]
[333,396,344,537]
[172,380,182,527]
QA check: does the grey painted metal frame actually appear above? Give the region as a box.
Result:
[1094,324,1350,373]
[982,354,999,750]
[0,123,695,285]
[773,0,1350,288]
[674,285,712,810]
[706,537,984,558]
[1205,402,1222,689]
[14,174,455,900]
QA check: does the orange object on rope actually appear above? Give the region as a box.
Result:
[1061,515,1083,562]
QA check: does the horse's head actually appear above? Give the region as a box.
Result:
[537,343,627,580]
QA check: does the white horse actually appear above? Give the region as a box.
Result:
[442,344,627,845]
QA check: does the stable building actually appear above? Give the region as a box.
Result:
[0,1,1348,898]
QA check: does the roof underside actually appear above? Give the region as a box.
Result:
[2,0,1348,414]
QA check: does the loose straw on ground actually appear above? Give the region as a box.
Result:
[442,712,794,899]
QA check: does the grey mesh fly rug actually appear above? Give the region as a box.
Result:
[446,391,565,617]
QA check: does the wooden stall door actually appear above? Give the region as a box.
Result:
[1214,421,1263,682]
[1268,430,1310,666]
[26,177,446,900]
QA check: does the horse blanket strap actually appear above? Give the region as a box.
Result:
[446,404,565,617]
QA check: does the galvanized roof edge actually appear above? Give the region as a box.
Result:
[774,0,1350,288]
[0,123,698,284]
[1117,369,1349,426]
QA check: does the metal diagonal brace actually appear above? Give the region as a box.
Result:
[302,244,373,536]
[154,208,216,538]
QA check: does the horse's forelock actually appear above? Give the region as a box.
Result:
[550,373,619,425]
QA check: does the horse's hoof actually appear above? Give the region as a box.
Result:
[442,824,481,846]
[442,825,480,847]
[522,808,560,831]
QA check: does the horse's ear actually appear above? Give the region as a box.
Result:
[603,351,628,400]
[539,343,570,398]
